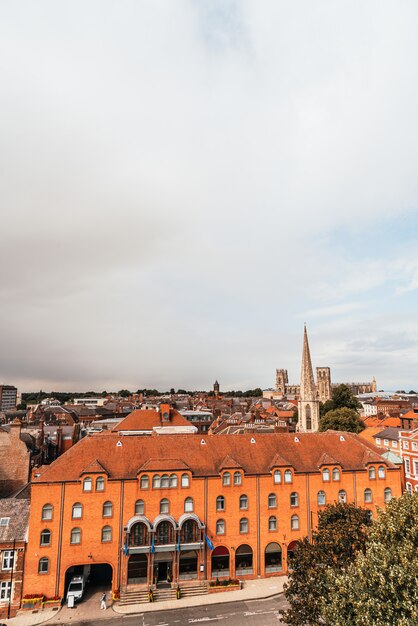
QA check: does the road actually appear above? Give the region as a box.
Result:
[49,594,289,626]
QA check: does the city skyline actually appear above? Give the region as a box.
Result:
[2,2,418,391]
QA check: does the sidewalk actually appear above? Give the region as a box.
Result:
[2,577,287,626]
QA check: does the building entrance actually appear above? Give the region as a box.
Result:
[155,560,172,587]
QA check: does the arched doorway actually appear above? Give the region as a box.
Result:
[211,546,229,578]
[65,563,113,600]
[235,544,253,576]
[179,550,198,580]
[287,540,298,569]
[265,542,282,573]
[128,554,147,584]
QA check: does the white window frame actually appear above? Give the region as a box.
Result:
[0,581,12,601]
[2,550,15,571]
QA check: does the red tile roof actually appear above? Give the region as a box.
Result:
[112,408,191,431]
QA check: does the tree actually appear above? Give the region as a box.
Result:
[283,502,371,626]
[325,492,418,626]
[320,384,361,415]
[319,407,365,433]
[118,389,131,398]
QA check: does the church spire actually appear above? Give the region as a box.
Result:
[300,324,316,401]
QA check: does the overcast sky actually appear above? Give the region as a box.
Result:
[1,1,418,392]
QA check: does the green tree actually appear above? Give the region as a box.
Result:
[320,384,361,415]
[325,493,418,626]
[283,502,371,626]
[319,407,365,433]
[118,389,131,397]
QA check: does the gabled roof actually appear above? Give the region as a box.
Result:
[362,448,385,465]
[269,452,291,469]
[218,455,242,471]
[317,452,339,467]
[80,459,109,476]
[113,408,192,432]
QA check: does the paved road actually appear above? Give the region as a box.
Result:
[50,595,289,626]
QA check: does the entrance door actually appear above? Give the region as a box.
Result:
[155,561,172,587]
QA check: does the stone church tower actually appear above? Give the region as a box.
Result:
[297,326,320,432]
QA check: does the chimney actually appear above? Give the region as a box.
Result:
[160,403,171,423]
[9,418,22,440]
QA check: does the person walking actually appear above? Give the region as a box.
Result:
[100,592,107,610]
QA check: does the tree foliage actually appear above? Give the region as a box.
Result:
[319,407,365,433]
[283,502,371,626]
[320,384,361,416]
[324,493,418,626]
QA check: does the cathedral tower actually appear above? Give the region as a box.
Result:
[316,367,332,402]
[297,325,320,432]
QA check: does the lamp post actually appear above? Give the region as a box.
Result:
[7,539,16,619]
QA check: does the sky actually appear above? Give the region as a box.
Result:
[1,0,418,392]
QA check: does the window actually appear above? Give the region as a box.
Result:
[184,497,194,512]
[290,492,299,507]
[375,438,381,445]
[317,490,326,506]
[96,477,105,491]
[2,551,14,571]
[403,441,409,450]
[0,518,9,527]
[216,519,225,534]
[378,466,386,479]
[239,494,248,510]
[412,442,418,451]
[268,493,277,509]
[38,557,49,574]
[234,471,242,486]
[405,459,411,474]
[160,498,169,514]
[239,518,249,533]
[40,529,51,546]
[0,581,12,599]
[332,468,340,481]
[392,441,398,448]
[222,472,231,486]
[169,474,178,488]
[70,528,81,544]
[291,515,299,530]
[42,504,53,521]
[161,474,170,489]
[101,525,112,542]
[406,482,413,494]
[273,470,282,484]
[140,475,149,489]
[284,470,292,484]
[384,487,392,503]
[153,475,161,489]
[368,466,376,480]
[72,502,82,519]
[103,501,113,517]
[322,468,330,482]
[83,477,92,492]
[338,490,347,503]
[384,439,389,447]
[135,499,145,515]
[216,496,225,511]
[414,460,418,476]
[268,516,277,531]
[364,488,373,503]
[181,473,190,488]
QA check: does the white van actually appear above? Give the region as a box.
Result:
[66,575,85,603]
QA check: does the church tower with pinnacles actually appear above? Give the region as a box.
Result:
[297,325,320,432]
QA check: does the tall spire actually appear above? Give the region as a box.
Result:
[300,324,316,401]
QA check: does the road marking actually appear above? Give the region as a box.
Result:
[188,618,223,623]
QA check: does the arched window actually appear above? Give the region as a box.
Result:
[70,527,81,544]
[265,542,282,572]
[338,490,347,503]
[135,499,145,515]
[284,470,292,484]
[140,475,149,489]
[274,470,282,484]
[96,477,105,491]
[291,514,299,530]
[152,475,161,489]
[40,529,51,546]
[384,487,392,503]
[235,544,253,574]
[102,501,113,517]
[368,466,376,480]
[216,496,225,511]
[181,519,199,543]
[38,557,49,574]
[156,521,173,545]
[101,525,112,542]
[239,518,249,533]
[160,498,170,514]
[290,492,299,507]
[234,471,242,485]
[181,473,190,488]
[322,468,330,482]
[130,522,148,546]
[406,482,413,494]
[161,474,170,488]
[306,404,312,430]
[41,504,53,521]
[268,493,277,509]
[83,477,92,492]
[216,519,225,534]
[72,502,82,519]
[378,466,386,479]
[268,516,277,531]
[332,468,340,481]
[239,494,248,510]
[222,472,231,486]
[184,497,194,512]
[317,490,326,506]
[364,488,372,503]
[169,474,178,488]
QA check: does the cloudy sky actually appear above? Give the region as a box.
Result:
[1,1,418,392]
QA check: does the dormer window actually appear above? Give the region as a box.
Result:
[83,477,92,492]
[222,472,231,486]
[233,471,242,486]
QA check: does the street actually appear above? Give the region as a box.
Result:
[48,594,289,626]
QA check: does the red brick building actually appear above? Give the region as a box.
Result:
[400,428,418,493]
[0,499,30,618]
[23,430,402,599]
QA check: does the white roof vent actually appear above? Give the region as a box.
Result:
[117,441,122,447]
[251,437,256,444]
[340,435,345,442]
[294,436,300,442]
[200,439,206,445]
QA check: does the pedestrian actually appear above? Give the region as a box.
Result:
[100,592,106,610]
